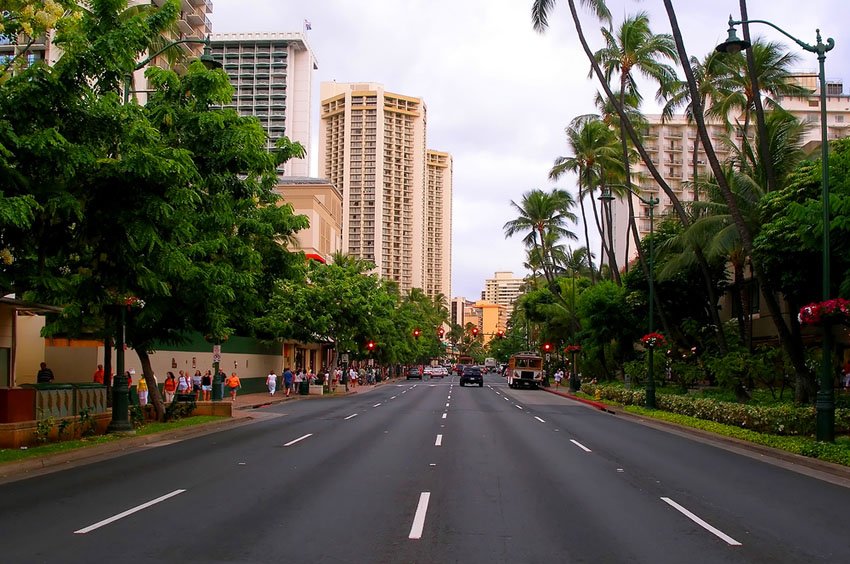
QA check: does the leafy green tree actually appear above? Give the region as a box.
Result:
[575,280,637,379]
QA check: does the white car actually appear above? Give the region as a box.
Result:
[431,366,448,378]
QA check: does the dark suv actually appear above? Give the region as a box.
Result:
[406,366,423,380]
[459,365,483,387]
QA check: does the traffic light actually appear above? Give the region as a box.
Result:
[542,343,553,353]
[366,340,375,351]
[437,327,445,338]
[496,329,505,339]
[471,327,479,337]
[413,328,421,338]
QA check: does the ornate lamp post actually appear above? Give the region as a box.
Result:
[717,17,836,440]
[599,185,659,407]
[124,37,221,103]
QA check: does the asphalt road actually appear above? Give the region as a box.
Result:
[2,373,850,563]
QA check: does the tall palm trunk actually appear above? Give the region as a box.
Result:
[618,78,641,277]
[565,0,728,353]
[663,0,809,401]
[578,184,597,284]
[739,0,777,192]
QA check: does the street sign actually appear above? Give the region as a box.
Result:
[545,353,551,361]
[212,344,221,363]
[341,353,349,365]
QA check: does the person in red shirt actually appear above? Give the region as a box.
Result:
[93,364,104,384]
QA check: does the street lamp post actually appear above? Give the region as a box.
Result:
[717,17,835,440]
[599,186,659,408]
[123,38,221,103]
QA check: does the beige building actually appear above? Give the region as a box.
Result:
[275,177,343,264]
[611,74,850,269]
[425,150,453,300]
[319,81,451,298]
[210,32,316,177]
[482,271,524,326]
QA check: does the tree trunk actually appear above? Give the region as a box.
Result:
[136,349,165,422]
[733,259,747,344]
[739,0,777,193]
[567,0,727,353]
[663,0,807,386]
[578,184,597,284]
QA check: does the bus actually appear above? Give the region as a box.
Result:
[455,354,474,374]
[506,352,544,389]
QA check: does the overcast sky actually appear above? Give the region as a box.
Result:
[211,0,850,301]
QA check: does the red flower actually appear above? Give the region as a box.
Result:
[640,332,666,347]
[565,344,582,353]
[798,298,850,326]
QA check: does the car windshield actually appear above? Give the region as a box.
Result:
[464,367,481,375]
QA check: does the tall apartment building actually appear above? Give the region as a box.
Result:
[482,271,525,328]
[1,1,212,80]
[319,82,452,298]
[610,73,850,269]
[425,150,453,299]
[210,32,316,177]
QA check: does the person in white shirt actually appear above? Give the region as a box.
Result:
[266,370,278,396]
[554,369,564,388]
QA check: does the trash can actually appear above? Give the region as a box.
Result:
[299,380,309,395]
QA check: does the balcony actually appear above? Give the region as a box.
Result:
[177,17,193,36]
[186,8,205,26]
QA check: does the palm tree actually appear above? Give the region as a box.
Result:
[533,0,728,351]
[595,12,678,278]
[504,188,578,283]
[662,0,807,391]
[709,40,806,144]
[549,114,622,283]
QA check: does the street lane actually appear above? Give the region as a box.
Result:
[2,374,850,562]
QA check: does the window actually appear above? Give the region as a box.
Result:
[836,115,845,123]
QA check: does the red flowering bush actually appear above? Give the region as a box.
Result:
[565,344,582,353]
[640,332,666,348]
[798,298,850,325]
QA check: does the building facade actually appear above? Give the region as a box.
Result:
[319,82,452,298]
[274,177,343,264]
[210,32,316,177]
[610,74,850,270]
[425,150,453,300]
[482,271,524,327]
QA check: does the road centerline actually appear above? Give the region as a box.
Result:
[74,489,186,534]
[435,434,443,446]
[661,497,742,546]
[570,439,592,452]
[284,433,313,447]
[344,413,358,420]
[409,492,431,540]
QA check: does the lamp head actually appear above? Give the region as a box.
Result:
[199,40,222,70]
[597,186,615,202]
[716,17,750,54]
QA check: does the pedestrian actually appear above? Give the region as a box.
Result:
[294,368,304,394]
[177,370,191,396]
[554,369,563,388]
[137,373,148,406]
[36,362,54,383]
[93,364,104,384]
[349,366,357,389]
[267,369,278,396]
[843,359,850,391]
[341,367,349,392]
[283,367,293,397]
[226,372,241,401]
[201,370,212,401]
[163,372,177,403]
[192,369,203,400]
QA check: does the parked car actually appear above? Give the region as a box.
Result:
[406,366,423,380]
[459,365,483,387]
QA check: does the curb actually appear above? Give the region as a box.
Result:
[542,387,612,411]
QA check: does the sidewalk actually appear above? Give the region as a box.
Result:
[231,376,400,410]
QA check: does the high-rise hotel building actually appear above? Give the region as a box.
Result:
[319,82,451,298]
[210,32,316,177]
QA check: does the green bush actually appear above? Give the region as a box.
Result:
[584,383,850,436]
